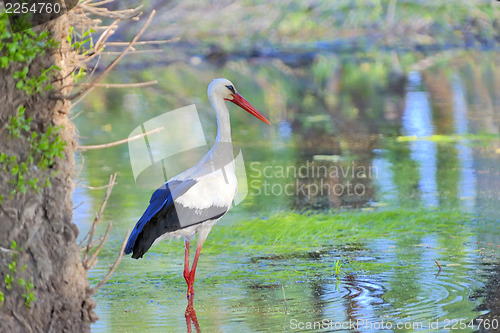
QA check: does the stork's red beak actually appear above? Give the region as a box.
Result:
[226,93,271,125]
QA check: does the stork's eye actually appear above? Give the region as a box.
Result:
[225,85,235,94]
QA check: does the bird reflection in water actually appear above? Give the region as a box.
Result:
[185,296,201,333]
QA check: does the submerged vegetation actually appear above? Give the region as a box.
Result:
[204,209,474,254]
[90,207,496,333]
[133,207,490,285]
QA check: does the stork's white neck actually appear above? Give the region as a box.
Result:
[208,91,232,143]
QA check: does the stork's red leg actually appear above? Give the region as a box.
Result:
[183,239,190,288]
[187,243,203,296]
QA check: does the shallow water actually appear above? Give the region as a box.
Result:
[73,52,500,332]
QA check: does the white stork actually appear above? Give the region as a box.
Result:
[125,78,271,299]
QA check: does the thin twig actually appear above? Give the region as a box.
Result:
[82,173,117,265]
[70,86,95,107]
[69,108,85,121]
[78,233,90,248]
[78,80,157,89]
[73,201,85,210]
[93,19,120,52]
[106,38,179,46]
[101,49,163,55]
[68,10,156,101]
[84,0,116,7]
[79,234,104,249]
[89,228,131,295]
[77,126,164,151]
[77,182,118,190]
[80,3,142,19]
[90,235,104,248]
[85,222,112,269]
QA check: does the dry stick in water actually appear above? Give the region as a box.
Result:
[77,126,164,151]
[82,173,117,267]
[434,260,442,277]
[89,228,131,295]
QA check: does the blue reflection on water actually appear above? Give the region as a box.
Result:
[403,72,438,207]
[452,75,476,213]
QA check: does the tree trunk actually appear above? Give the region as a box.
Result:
[0,13,96,333]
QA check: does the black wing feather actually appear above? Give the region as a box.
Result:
[125,179,228,259]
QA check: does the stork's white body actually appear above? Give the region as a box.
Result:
[155,79,239,242]
[156,165,237,241]
[125,78,270,300]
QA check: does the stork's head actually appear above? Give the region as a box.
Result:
[208,78,271,125]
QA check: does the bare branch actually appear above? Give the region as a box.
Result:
[87,52,103,78]
[80,3,143,20]
[79,80,158,89]
[79,234,104,249]
[73,201,85,210]
[89,228,131,295]
[101,49,163,55]
[85,222,112,269]
[93,18,121,52]
[82,173,117,265]
[77,126,164,151]
[83,0,116,7]
[69,108,86,121]
[68,10,156,101]
[77,182,118,190]
[105,38,180,46]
